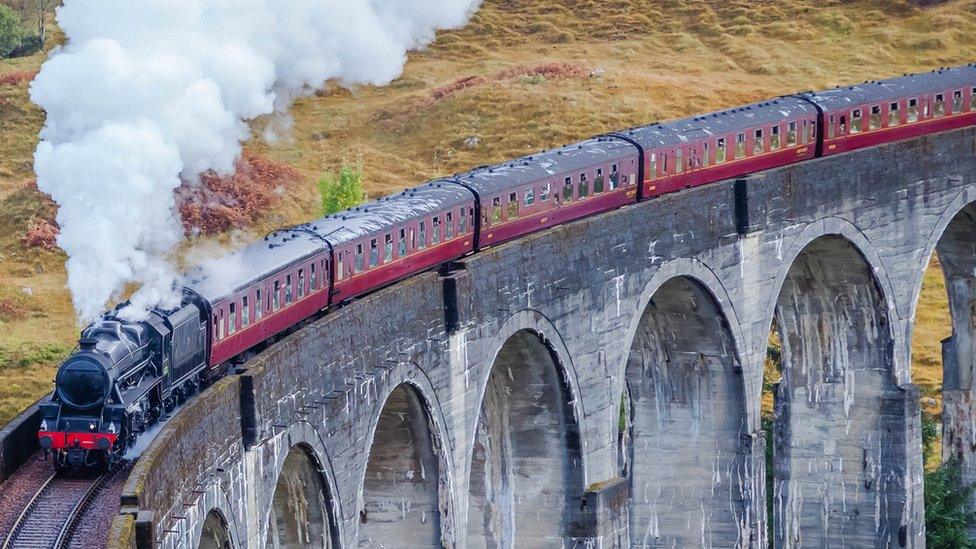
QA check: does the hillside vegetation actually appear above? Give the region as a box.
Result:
[0,0,973,424]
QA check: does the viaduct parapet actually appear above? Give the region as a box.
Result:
[99,126,976,547]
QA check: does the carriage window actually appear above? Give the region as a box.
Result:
[953,90,963,112]
[507,194,519,219]
[578,172,589,198]
[337,253,345,280]
[809,120,816,141]
[419,221,427,249]
[398,229,407,256]
[242,296,249,327]
[770,126,781,150]
[446,212,454,238]
[674,149,684,173]
[213,315,219,341]
[648,153,657,178]
[273,280,281,311]
[310,263,317,290]
[255,290,263,320]
[787,122,797,146]
[716,138,727,164]
[594,168,605,193]
[840,114,847,134]
[869,105,881,130]
[736,133,746,158]
[540,182,551,201]
[355,244,364,272]
[228,303,236,335]
[610,164,620,189]
[491,198,502,223]
[802,120,810,143]
[908,99,919,123]
[458,210,467,234]
[218,310,225,340]
[524,187,535,206]
[851,109,862,133]
[701,142,710,167]
[563,177,573,203]
[754,129,764,153]
[432,217,441,243]
[384,234,394,261]
[888,102,900,126]
[298,268,305,298]
[369,239,379,268]
[971,88,976,110]
[935,93,945,117]
[827,115,835,139]
[285,275,293,305]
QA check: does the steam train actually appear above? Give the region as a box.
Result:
[39,64,976,470]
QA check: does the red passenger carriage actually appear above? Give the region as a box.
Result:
[40,64,976,470]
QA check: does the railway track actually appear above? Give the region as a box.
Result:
[1,471,109,549]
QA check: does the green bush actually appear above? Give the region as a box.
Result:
[8,33,42,58]
[317,165,366,215]
[926,458,976,548]
[0,5,26,59]
[922,411,940,462]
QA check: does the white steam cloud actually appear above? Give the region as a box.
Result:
[31,0,482,323]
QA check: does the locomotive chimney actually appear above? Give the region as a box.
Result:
[79,338,98,351]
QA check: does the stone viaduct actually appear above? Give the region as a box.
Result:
[91,126,976,547]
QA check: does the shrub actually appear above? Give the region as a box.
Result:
[177,150,303,235]
[8,33,42,58]
[23,216,59,250]
[925,458,976,548]
[0,70,36,86]
[317,165,365,215]
[0,5,26,59]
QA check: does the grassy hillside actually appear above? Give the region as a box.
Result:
[0,0,972,424]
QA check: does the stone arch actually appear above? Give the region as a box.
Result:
[359,382,448,547]
[264,421,344,547]
[912,199,976,496]
[266,442,340,548]
[760,218,901,382]
[769,234,904,547]
[197,509,232,549]
[466,320,586,547]
[182,481,243,549]
[622,274,749,547]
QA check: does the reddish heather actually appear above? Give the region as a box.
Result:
[23,217,59,250]
[431,75,487,101]
[492,62,589,80]
[0,71,37,87]
[176,150,304,236]
[427,63,588,106]
[0,296,28,322]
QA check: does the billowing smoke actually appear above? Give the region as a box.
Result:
[31,0,482,323]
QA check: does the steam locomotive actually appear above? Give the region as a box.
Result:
[39,64,976,470]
